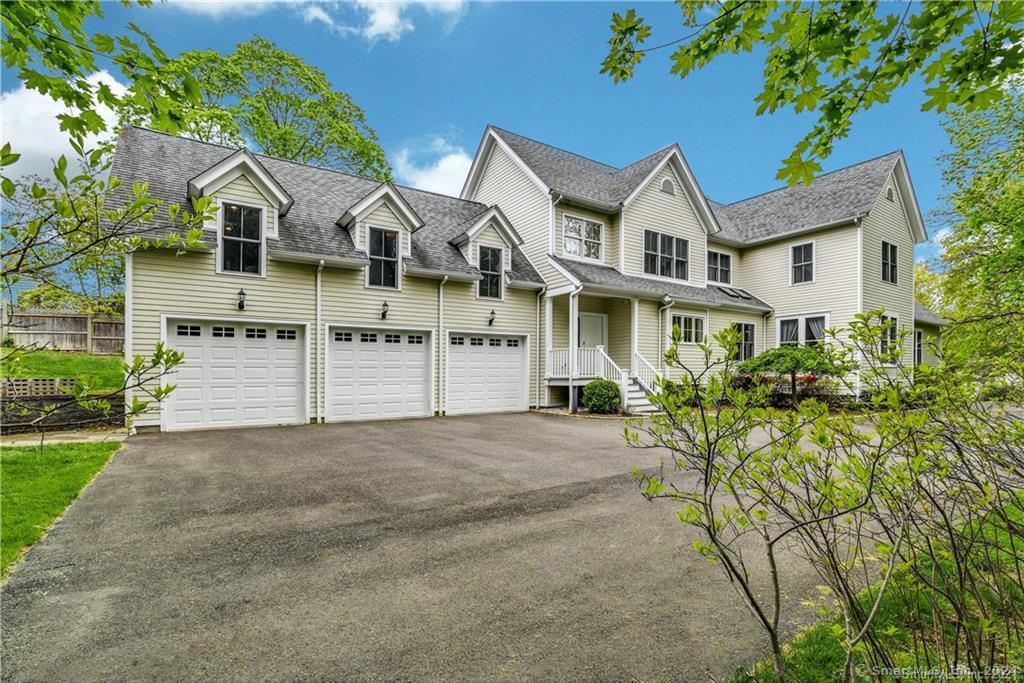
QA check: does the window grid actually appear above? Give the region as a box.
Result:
[276,329,297,341]
[450,336,465,346]
[672,315,704,344]
[779,315,826,346]
[732,323,756,361]
[791,243,814,284]
[644,230,689,280]
[563,215,602,260]
[176,324,200,337]
[361,332,378,343]
[407,335,424,345]
[488,338,502,347]
[384,333,401,344]
[221,202,262,275]
[335,331,352,342]
[478,245,502,299]
[880,316,898,358]
[368,227,399,288]
[470,337,484,346]
[506,339,519,348]
[914,330,923,367]
[212,326,234,338]
[882,241,898,284]
[245,328,267,339]
[707,251,732,284]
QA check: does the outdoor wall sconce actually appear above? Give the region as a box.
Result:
[488,310,496,326]
[381,300,389,320]
[237,289,246,311]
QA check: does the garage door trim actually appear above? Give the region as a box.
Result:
[444,328,530,415]
[325,322,436,422]
[159,313,311,431]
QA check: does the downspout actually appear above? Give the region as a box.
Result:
[658,296,675,373]
[536,285,547,409]
[438,275,448,415]
[316,259,324,423]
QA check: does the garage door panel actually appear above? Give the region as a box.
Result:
[328,327,431,422]
[447,334,525,415]
[165,320,305,431]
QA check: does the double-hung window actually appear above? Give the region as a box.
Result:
[882,241,898,284]
[644,230,689,280]
[731,322,756,361]
[478,246,502,299]
[672,314,704,344]
[221,202,263,275]
[779,315,827,346]
[880,315,898,358]
[707,250,731,284]
[563,215,602,260]
[791,242,814,284]
[914,330,923,367]
[368,227,399,288]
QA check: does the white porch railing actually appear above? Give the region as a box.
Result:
[548,346,623,380]
[632,351,661,393]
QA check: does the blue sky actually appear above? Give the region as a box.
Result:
[1,1,951,260]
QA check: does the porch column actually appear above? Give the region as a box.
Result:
[569,290,579,412]
[630,297,639,376]
[544,296,553,378]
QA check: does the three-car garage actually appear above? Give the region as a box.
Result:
[161,318,528,430]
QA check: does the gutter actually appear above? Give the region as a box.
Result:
[507,279,545,291]
[316,259,324,423]
[550,189,619,214]
[536,285,547,408]
[405,266,480,283]
[270,251,367,269]
[710,215,866,249]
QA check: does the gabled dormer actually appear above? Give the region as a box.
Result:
[336,183,425,291]
[450,206,524,300]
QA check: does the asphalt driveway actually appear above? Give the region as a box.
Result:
[2,413,820,681]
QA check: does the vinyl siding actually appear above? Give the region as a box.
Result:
[216,174,279,237]
[706,243,743,288]
[606,297,633,369]
[861,174,916,368]
[917,323,942,367]
[742,224,861,348]
[361,203,412,257]
[472,224,512,276]
[663,305,711,377]
[129,248,316,427]
[622,164,707,287]
[554,204,620,269]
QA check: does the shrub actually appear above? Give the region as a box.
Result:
[582,379,620,414]
[1,336,13,348]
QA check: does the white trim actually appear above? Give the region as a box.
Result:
[642,228,693,285]
[879,312,900,366]
[474,243,505,302]
[461,128,551,200]
[621,147,722,236]
[324,322,436,422]
[775,312,831,347]
[450,205,524,247]
[159,313,312,432]
[561,211,605,264]
[315,259,324,422]
[188,148,293,215]
[856,221,864,397]
[124,251,133,424]
[618,207,626,271]
[546,256,582,287]
[339,183,424,232]
[706,249,733,285]
[214,198,268,279]
[544,296,553,376]
[669,311,708,345]
[891,155,927,244]
[630,297,639,374]
[444,328,531,415]
[364,224,403,292]
[788,239,816,286]
[881,239,899,286]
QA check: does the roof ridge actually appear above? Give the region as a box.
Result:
[614,144,675,175]
[489,125,619,173]
[725,150,902,207]
[126,125,487,210]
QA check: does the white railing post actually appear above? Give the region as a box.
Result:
[620,369,629,409]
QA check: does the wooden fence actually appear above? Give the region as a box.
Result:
[1,307,124,355]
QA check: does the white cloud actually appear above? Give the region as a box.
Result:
[0,71,127,178]
[163,0,271,18]
[930,227,952,253]
[393,135,473,196]
[297,0,467,43]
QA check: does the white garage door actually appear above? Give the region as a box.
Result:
[328,328,431,421]
[165,320,305,431]
[447,333,526,415]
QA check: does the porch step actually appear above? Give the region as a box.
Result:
[625,378,660,415]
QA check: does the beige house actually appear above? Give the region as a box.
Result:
[116,124,943,431]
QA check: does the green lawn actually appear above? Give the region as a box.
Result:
[0,349,124,393]
[0,442,121,577]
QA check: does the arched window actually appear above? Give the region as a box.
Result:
[885,187,895,202]
[660,178,675,195]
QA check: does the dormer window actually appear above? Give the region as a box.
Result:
[220,202,263,275]
[478,245,502,299]
[661,179,675,195]
[368,227,399,289]
[563,215,602,260]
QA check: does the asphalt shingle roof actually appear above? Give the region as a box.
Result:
[551,256,772,313]
[709,152,902,244]
[490,127,673,207]
[915,301,947,326]
[110,127,543,284]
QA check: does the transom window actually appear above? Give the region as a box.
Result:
[731,322,756,361]
[177,324,200,337]
[707,251,732,284]
[478,246,502,299]
[369,227,399,289]
[791,242,814,284]
[672,314,704,344]
[882,241,898,284]
[880,316,898,358]
[221,202,263,275]
[563,215,602,260]
[644,230,689,280]
[779,315,827,346]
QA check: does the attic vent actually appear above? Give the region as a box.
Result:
[885,187,895,202]
[661,179,676,195]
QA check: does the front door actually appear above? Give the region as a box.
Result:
[578,313,607,348]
